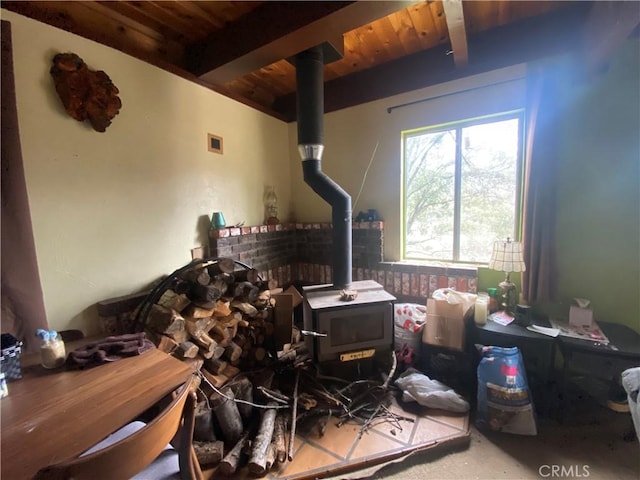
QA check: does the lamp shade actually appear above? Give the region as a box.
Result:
[488,239,526,273]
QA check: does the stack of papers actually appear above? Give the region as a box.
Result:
[526,325,560,337]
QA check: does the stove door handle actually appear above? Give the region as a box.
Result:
[301,330,328,338]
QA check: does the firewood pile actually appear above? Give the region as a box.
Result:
[136,257,297,376]
[135,257,408,475]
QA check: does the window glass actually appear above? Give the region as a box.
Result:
[403,112,523,263]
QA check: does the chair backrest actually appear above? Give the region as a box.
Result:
[34,375,198,480]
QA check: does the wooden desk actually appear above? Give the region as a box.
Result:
[558,321,640,418]
[1,347,193,479]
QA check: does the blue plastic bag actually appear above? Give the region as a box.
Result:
[476,345,537,435]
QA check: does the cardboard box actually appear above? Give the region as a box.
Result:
[271,286,303,349]
[569,305,594,329]
[423,298,470,351]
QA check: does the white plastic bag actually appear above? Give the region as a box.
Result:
[395,368,470,413]
[432,288,477,315]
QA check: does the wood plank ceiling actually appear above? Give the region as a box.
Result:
[2,1,638,121]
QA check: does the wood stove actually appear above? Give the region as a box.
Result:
[303,280,395,376]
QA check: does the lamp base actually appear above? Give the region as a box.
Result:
[498,279,517,315]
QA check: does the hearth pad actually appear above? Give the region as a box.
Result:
[204,396,470,479]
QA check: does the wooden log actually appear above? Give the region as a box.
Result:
[191,332,220,359]
[182,304,215,319]
[231,267,260,284]
[265,443,276,471]
[175,341,199,359]
[183,267,211,286]
[274,414,287,463]
[218,431,249,476]
[224,341,242,365]
[193,440,224,466]
[254,347,267,362]
[208,257,236,275]
[231,300,258,317]
[227,376,253,421]
[147,304,185,335]
[156,290,191,312]
[288,369,300,461]
[184,316,215,337]
[156,335,178,354]
[194,401,216,442]
[233,281,259,303]
[211,324,232,347]
[203,357,227,375]
[212,299,232,317]
[211,388,243,445]
[191,284,222,307]
[248,402,278,476]
[166,329,189,344]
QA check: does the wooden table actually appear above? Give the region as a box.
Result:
[1,346,193,479]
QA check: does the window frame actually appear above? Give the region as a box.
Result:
[401,109,526,265]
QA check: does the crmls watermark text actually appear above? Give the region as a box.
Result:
[539,465,591,478]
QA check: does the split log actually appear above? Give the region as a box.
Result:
[147,304,185,336]
[218,431,249,476]
[211,324,232,347]
[191,284,222,307]
[212,299,232,317]
[227,376,253,421]
[157,290,191,312]
[273,414,287,463]
[191,332,220,359]
[224,341,242,365]
[265,443,276,471]
[182,304,215,319]
[248,402,278,476]
[208,257,236,275]
[231,268,260,284]
[156,335,178,354]
[184,316,215,337]
[203,357,227,375]
[175,341,199,359]
[211,388,243,445]
[193,440,224,466]
[230,300,258,317]
[233,282,259,303]
[194,401,216,442]
[183,267,211,286]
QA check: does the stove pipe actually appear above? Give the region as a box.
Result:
[296,46,352,289]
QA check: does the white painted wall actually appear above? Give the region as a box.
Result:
[2,10,291,335]
[289,65,527,261]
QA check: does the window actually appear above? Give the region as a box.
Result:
[402,111,524,264]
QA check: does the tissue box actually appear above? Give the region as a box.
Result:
[423,299,469,351]
[569,305,594,329]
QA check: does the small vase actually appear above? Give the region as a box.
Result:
[211,211,226,229]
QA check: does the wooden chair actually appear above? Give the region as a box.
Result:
[34,375,202,480]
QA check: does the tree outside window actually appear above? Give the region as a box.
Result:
[402,111,524,264]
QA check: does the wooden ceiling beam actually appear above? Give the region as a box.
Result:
[186,1,412,84]
[583,1,640,75]
[442,0,468,67]
[273,3,591,121]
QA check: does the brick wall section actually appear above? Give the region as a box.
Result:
[209,222,477,300]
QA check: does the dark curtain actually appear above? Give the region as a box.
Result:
[521,62,567,304]
[1,20,49,352]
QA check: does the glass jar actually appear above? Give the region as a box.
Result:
[39,331,66,369]
[474,293,489,326]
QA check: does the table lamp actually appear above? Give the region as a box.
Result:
[488,238,526,315]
